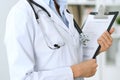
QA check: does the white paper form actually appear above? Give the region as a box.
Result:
[82,14,114,59]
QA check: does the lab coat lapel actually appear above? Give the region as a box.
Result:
[50,15,69,32]
[64,10,76,35]
[64,10,80,39]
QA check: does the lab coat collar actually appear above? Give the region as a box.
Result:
[34,0,70,33]
[40,0,67,16]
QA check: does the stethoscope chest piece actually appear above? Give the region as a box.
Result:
[79,33,90,46]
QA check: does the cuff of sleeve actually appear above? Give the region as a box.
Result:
[33,67,74,80]
[45,67,74,80]
[62,67,74,80]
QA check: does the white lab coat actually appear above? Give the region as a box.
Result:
[5,0,91,80]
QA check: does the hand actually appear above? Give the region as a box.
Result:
[71,59,98,78]
[98,28,114,53]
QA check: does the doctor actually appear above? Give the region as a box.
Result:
[5,0,114,80]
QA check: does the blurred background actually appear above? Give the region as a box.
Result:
[0,0,120,80]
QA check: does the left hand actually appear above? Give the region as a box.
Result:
[98,28,115,53]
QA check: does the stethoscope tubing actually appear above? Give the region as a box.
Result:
[27,0,90,50]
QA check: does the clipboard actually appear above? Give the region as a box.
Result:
[82,11,119,59]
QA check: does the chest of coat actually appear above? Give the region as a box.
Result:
[33,10,81,69]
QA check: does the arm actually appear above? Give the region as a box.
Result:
[70,29,114,78]
[5,8,73,80]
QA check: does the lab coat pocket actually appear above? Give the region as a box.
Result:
[43,28,65,50]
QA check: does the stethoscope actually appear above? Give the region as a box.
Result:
[27,0,90,48]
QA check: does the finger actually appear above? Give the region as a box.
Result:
[109,27,115,34]
[102,32,112,46]
[98,39,103,46]
[91,59,96,63]
[92,68,97,73]
[104,31,113,42]
[99,38,109,50]
[95,64,98,68]
[102,32,111,42]
[91,69,97,77]
[101,32,112,47]
[98,39,104,51]
[93,63,98,69]
[101,40,110,50]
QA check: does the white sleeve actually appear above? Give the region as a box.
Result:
[5,7,74,80]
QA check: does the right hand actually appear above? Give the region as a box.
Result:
[71,59,98,78]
